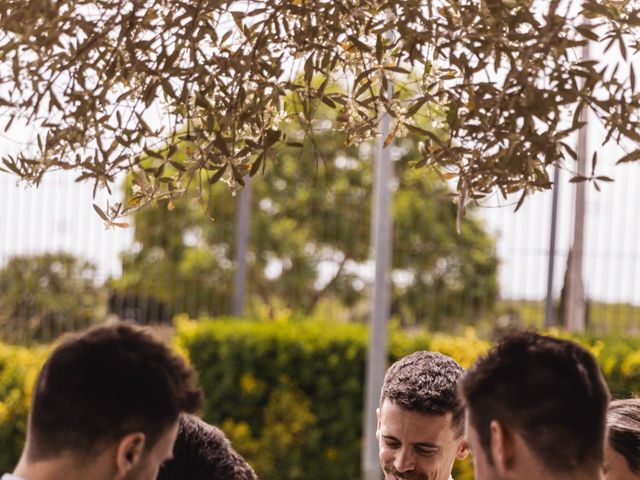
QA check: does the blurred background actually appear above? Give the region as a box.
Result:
[2,128,640,480]
[1,124,639,342]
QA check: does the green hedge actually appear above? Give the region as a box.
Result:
[175,319,640,480]
[0,343,47,472]
[175,319,489,480]
[1,320,639,479]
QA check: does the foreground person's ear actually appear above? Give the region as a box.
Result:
[116,432,146,475]
[490,420,515,474]
[456,437,470,460]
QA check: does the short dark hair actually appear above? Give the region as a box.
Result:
[158,415,258,480]
[380,351,465,436]
[607,399,640,474]
[460,331,610,474]
[27,323,202,461]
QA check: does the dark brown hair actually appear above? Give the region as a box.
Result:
[27,323,202,461]
[381,351,465,436]
[608,399,640,474]
[158,415,258,480]
[460,331,610,474]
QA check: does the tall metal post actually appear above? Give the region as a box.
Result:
[563,39,589,332]
[362,90,394,480]
[544,164,561,328]
[232,176,252,316]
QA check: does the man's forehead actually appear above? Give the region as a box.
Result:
[379,399,456,441]
[380,398,454,420]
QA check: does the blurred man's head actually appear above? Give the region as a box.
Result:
[460,331,610,480]
[15,323,202,480]
[604,398,640,480]
[158,415,258,480]
[377,351,468,480]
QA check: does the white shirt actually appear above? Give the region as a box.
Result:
[2,475,26,480]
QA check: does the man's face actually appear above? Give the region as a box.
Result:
[377,399,467,480]
[125,420,179,480]
[464,413,500,480]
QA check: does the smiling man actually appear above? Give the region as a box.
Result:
[377,351,469,480]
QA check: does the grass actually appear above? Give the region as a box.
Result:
[494,300,640,335]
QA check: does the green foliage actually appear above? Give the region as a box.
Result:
[549,330,640,399]
[113,130,498,328]
[175,317,371,480]
[489,300,640,336]
[0,343,47,472]
[2,0,640,219]
[0,254,102,343]
[2,320,639,478]
[175,318,640,480]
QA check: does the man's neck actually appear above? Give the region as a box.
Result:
[513,465,602,480]
[12,451,114,480]
[555,470,603,480]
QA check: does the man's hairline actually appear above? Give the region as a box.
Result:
[379,397,463,438]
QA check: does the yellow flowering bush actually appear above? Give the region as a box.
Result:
[0,320,638,479]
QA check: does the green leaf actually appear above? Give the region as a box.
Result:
[405,123,442,144]
[250,153,264,176]
[143,146,163,159]
[569,175,588,183]
[375,34,383,63]
[169,160,187,172]
[514,188,527,212]
[575,24,599,41]
[304,55,314,85]
[230,163,245,187]
[595,175,613,182]
[214,133,231,157]
[264,129,281,148]
[320,95,336,109]
[93,204,111,222]
[616,149,640,164]
[208,164,227,184]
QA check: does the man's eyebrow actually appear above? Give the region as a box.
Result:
[413,441,440,450]
[381,435,440,450]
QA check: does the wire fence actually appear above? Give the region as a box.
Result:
[1,133,640,343]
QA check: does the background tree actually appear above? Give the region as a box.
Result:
[0,253,101,342]
[112,127,498,328]
[1,0,639,221]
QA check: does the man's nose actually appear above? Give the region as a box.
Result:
[394,447,415,472]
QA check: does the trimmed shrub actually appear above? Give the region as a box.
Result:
[175,317,488,480]
[0,344,47,472]
[0,320,638,479]
[176,319,640,480]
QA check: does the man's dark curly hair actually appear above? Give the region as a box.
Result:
[460,331,610,475]
[158,415,258,480]
[380,351,465,437]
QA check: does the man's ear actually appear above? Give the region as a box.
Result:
[115,432,146,476]
[489,420,514,474]
[456,437,470,461]
[376,408,381,440]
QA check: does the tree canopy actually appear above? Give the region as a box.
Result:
[0,253,101,342]
[1,0,639,221]
[112,128,498,327]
